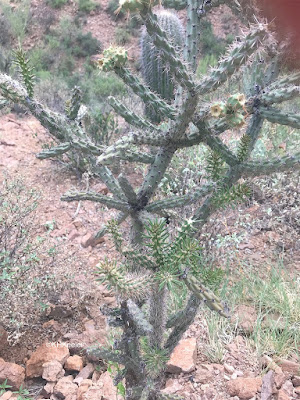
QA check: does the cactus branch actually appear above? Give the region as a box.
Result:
[115,67,177,119]
[197,24,267,95]
[61,191,130,212]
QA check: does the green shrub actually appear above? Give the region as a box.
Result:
[0,14,12,46]
[0,0,31,43]
[77,0,98,13]
[115,27,131,45]
[47,0,68,9]
[0,175,72,331]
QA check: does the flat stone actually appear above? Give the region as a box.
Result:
[276,359,300,375]
[76,380,92,400]
[0,358,25,390]
[54,376,77,400]
[226,377,262,400]
[166,338,197,374]
[26,343,69,378]
[73,364,94,385]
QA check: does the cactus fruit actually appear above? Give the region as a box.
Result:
[97,46,128,72]
[210,93,247,127]
[141,10,184,122]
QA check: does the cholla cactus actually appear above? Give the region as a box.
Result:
[1,0,300,398]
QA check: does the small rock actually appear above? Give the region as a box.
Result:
[234,305,257,334]
[294,386,300,395]
[276,359,300,375]
[64,355,83,372]
[292,375,300,387]
[41,382,56,398]
[81,233,105,248]
[0,358,25,390]
[261,355,282,373]
[276,389,290,400]
[194,364,214,384]
[224,363,235,374]
[166,338,197,374]
[54,376,77,400]
[73,364,94,385]
[26,343,69,378]
[0,391,13,400]
[82,386,103,400]
[231,372,238,380]
[281,380,294,397]
[261,370,275,400]
[226,377,262,400]
[96,371,120,399]
[68,229,80,241]
[274,370,286,389]
[200,383,210,391]
[161,379,183,395]
[42,360,65,382]
[76,379,92,400]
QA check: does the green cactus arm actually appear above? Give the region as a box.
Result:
[97,144,155,165]
[192,115,263,228]
[185,0,199,70]
[67,136,105,155]
[95,260,154,301]
[161,0,186,10]
[123,248,156,270]
[136,145,177,209]
[36,143,71,159]
[165,294,201,354]
[96,165,127,201]
[108,96,160,131]
[65,86,82,120]
[86,346,127,364]
[145,184,215,211]
[267,71,300,90]
[116,148,155,164]
[94,211,128,239]
[115,67,177,120]
[140,10,195,90]
[260,107,300,129]
[240,152,300,177]
[196,24,267,95]
[203,135,239,166]
[117,174,137,204]
[184,275,229,317]
[61,190,130,212]
[262,86,300,105]
[127,299,153,335]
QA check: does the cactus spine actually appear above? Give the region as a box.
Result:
[141,10,184,122]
